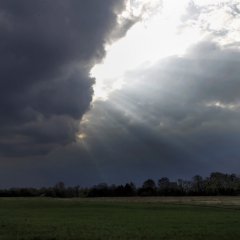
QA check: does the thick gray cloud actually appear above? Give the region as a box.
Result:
[1,1,240,187]
[1,41,239,187]
[0,0,129,156]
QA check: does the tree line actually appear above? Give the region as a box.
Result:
[0,172,240,197]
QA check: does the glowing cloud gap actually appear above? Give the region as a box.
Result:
[91,0,203,101]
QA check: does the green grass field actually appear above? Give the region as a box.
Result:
[0,197,239,240]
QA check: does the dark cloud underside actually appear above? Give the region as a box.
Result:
[0,1,240,187]
[0,41,240,187]
[0,0,127,156]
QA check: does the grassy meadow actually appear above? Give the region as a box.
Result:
[0,197,239,240]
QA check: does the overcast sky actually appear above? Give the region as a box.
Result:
[0,0,240,187]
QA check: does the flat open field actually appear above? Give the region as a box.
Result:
[0,197,239,240]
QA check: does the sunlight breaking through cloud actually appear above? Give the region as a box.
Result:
[74,1,240,183]
[91,0,200,101]
[91,0,240,102]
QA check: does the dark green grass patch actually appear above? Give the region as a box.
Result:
[0,198,239,240]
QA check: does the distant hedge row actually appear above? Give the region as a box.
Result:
[0,172,240,197]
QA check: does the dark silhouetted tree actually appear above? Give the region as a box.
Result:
[191,175,205,195]
[139,179,157,196]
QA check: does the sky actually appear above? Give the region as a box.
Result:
[0,0,240,187]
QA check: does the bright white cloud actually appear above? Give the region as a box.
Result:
[206,101,240,111]
[90,0,240,101]
[193,0,229,6]
[91,0,201,101]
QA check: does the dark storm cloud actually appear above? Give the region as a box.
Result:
[1,41,239,187]
[0,0,129,156]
